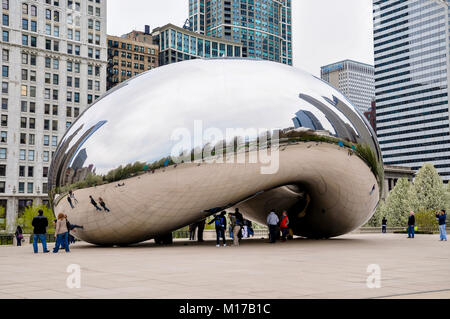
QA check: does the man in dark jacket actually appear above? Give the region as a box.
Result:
[32,210,50,253]
[208,211,227,247]
[234,208,244,242]
[408,211,415,239]
[436,210,447,241]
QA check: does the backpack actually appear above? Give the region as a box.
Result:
[215,216,224,228]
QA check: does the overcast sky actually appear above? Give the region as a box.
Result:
[107,0,374,76]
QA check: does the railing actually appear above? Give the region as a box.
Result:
[0,234,14,245]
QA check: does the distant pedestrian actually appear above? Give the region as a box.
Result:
[229,213,240,246]
[267,210,280,243]
[280,211,289,241]
[32,210,50,254]
[233,208,244,245]
[197,219,206,242]
[67,196,74,209]
[189,223,197,241]
[99,197,110,212]
[228,213,234,239]
[15,225,23,247]
[209,211,227,247]
[436,210,447,241]
[89,196,102,211]
[53,213,70,253]
[408,211,415,239]
[382,217,387,234]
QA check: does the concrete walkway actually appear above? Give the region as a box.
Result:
[0,234,449,299]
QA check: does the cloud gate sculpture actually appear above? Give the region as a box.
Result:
[49,59,383,246]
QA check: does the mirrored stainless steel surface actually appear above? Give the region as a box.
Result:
[49,59,383,245]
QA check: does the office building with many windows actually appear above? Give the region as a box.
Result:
[321,60,375,113]
[188,0,292,65]
[0,0,107,232]
[373,0,450,180]
[107,34,159,90]
[151,23,243,66]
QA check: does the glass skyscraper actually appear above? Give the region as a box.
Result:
[189,0,292,65]
[373,0,450,180]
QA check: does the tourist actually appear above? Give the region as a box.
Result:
[247,220,254,237]
[189,223,197,241]
[197,218,206,242]
[67,196,74,209]
[228,213,234,240]
[382,217,387,234]
[32,210,50,254]
[280,211,289,241]
[15,225,23,247]
[436,210,447,241]
[53,213,70,253]
[267,210,280,243]
[89,196,102,211]
[229,213,240,246]
[408,211,415,239]
[208,211,227,247]
[65,214,84,246]
[99,197,110,212]
[234,208,244,245]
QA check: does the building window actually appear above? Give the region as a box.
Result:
[0,148,6,159]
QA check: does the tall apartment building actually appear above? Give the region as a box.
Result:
[188,0,293,65]
[321,60,375,114]
[0,0,107,232]
[107,33,159,90]
[151,23,243,66]
[373,0,450,180]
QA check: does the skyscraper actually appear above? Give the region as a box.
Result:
[189,0,293,65]
[321,60,375,113]
[0,0,107,231]
[373,0,450,180]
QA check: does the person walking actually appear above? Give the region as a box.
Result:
[189,223,197,241]
[32,210,50,254]
[267,210,280,243]
[15,225,23,247]
[229,213,240,246]
[89,196,102,211]
[382,217,387,234]
[436,210,447,241]
[67,196,74,209]
[53,213,70,253]
[197,219,206,242]
[209,211,227,247]
[280,211,289,241]
[408,211,415,239]
[98,197,110,212]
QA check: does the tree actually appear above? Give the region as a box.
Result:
[366,200,385,227]
[411,163,446,212]
[17,205,55,234]
[383,178,412,227]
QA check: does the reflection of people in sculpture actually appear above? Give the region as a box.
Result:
[67,196,74,209]
[89,196,102,211]
[98,197,110,212]
[69,190,78,204]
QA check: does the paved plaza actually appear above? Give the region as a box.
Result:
[0,233,449,299]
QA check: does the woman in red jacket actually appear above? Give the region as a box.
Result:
[280,211,289,242]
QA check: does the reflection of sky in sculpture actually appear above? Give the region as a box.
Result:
[58,59,378,176]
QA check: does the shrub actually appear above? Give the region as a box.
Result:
[17,205,55,234]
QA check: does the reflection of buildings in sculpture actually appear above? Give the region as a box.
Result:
[72,149,88,171]
[293,110,325,131]
[50,121,107,189]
